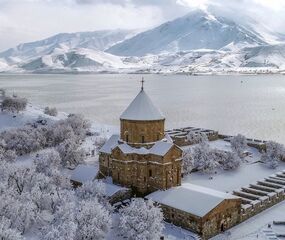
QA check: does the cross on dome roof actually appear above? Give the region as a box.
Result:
[120,80,165,121]
[141,77,144,91]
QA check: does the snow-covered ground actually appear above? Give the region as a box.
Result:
[0,103,67,132]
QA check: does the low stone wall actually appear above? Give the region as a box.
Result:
[167,127,219,147]
[233,171,285,222]
[241,191,285,222]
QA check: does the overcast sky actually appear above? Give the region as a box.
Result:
[0,0,285,51]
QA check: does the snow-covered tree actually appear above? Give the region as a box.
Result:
[42,222,77,240]
[76,198,111,240]
[45,123,75,147]
[56,138,85,167]
[1,96,27,113]
[191,143,219,174]
[1,126,46,155]
[0,190,37,234]
[230,134,247,158]
[33,149,61,176]
[119,198,164,240]
[261,141,285,169]
[0,217,23,240]
[41,199,77,240]
[182,148,193,175]
[65,114,91,142]
[44,107,58,117]
[187,132,208,145]
[215,150,241,170]
[95,136,107,151]
[76,180,106,202]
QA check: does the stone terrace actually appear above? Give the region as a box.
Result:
[232,170,285,221]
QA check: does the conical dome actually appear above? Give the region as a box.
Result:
[120,89,165,121]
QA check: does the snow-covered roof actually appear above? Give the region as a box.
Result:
[120,89,165,121]
[100,134,175,157]
[149,141,174,156]
[99,134,119,154]
[118,143,149,155]
[116,141,174,157]
[70,164,98,184]
[103,182,128,197]
[146,183,239,217]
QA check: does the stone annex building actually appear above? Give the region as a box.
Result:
[99,83,243,239]
[99,83,183,195]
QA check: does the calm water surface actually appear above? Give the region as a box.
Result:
[1,74,285,143]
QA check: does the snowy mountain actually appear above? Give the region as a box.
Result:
[0,29,137,64]
[107,9,269,57]
[0,9,285,74]
[19,47,137,73]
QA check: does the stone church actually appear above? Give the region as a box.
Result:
[99,82,183,195]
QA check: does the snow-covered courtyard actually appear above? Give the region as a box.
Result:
[182,140,285,193]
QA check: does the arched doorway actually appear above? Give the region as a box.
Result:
[220,223,225,232]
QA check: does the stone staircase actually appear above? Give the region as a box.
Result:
[232,170,285,221]
[262,229,279,240]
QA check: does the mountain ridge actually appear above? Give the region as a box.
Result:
[107,9,271,56]
[0,9,284,74]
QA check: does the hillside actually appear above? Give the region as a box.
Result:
[0,29,136,64]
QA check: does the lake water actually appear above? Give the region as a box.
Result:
[1,74,285,144]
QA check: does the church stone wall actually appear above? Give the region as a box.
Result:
[120,119,165,144]
[99,153,112,177]
[201,199,241,239]
[159,198,241,240]
[110,146,182,195]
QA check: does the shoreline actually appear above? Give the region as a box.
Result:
[0,71,284,76]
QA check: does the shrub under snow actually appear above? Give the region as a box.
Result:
[1,96,27,113]
[261,141,285,169]
[119,198,164,240]
[44,107,58,117]
[0,140,16,162]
